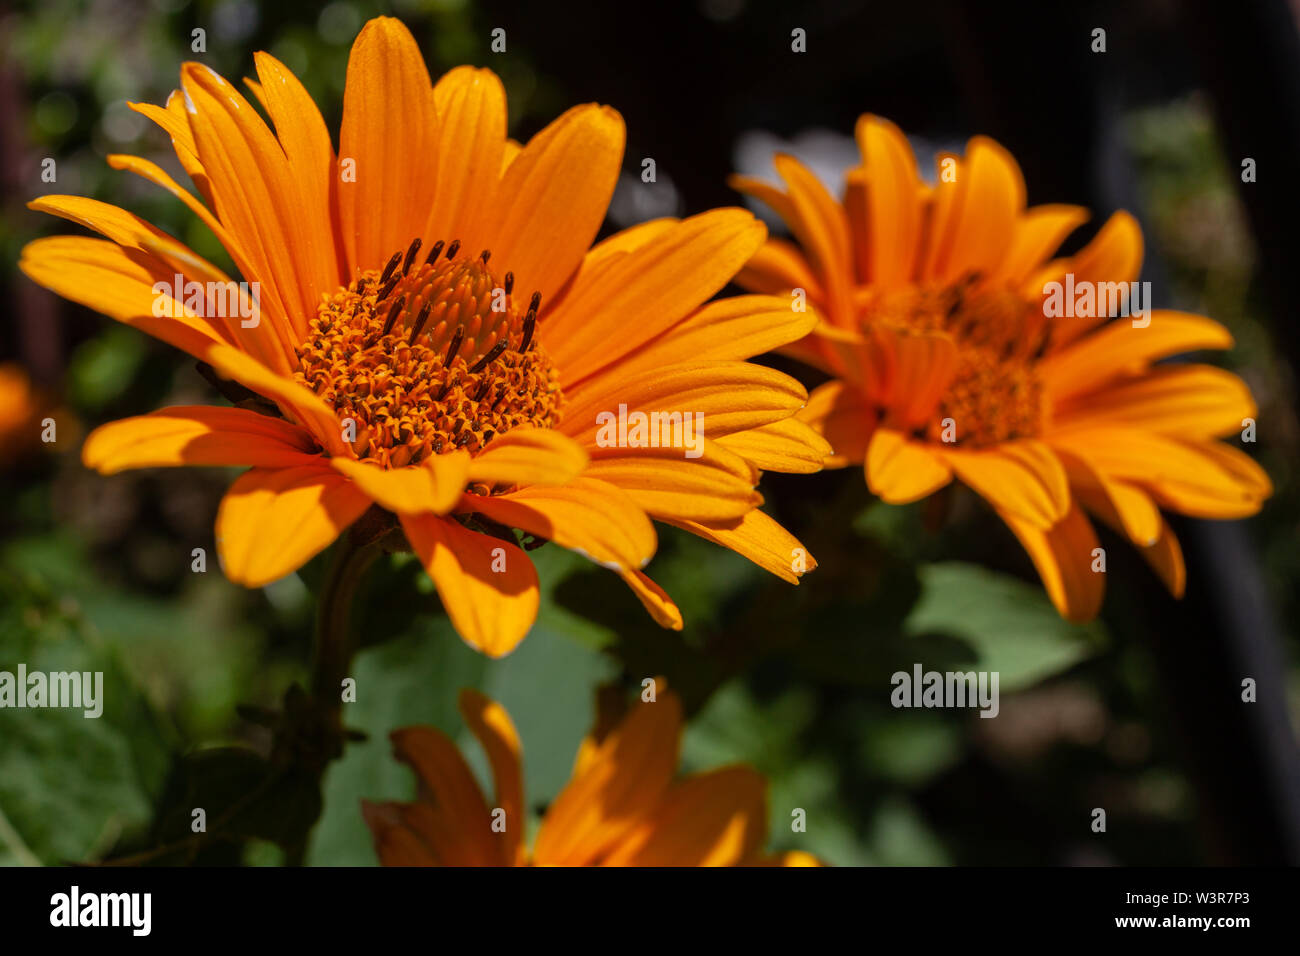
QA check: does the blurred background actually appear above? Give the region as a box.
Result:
[1,0,1297,866]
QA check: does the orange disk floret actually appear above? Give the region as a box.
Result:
[863,276,1047,447]
[294,237,562,468]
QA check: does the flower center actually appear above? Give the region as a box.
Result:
[295,238,563,468]
[862,276,1047,447]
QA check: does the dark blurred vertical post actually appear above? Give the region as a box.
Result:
[0,0,63,384]
[1183,0,1300,374]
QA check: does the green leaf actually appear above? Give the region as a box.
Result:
[66,325,147,410]
[681,680,873,866]
[0,568,174,865]
[905,562,1105,691]
[305,620,487,866]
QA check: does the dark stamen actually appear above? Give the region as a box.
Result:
[446,239,461,260]
[443,326,465,366]
[504,271,514,295]
[381,295,406,336]
[402,238,422,274]
[520,309,536,353]
[408,300,434,344]
[474,380,492,402]
[427,240,445,264]
[479,249,491,264]
[379,251,403,286]
[376,273,400,302]
[356,278,368,296]
[529,291,541,313]
[469,339,508,373]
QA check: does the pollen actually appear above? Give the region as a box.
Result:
[294,238,563,468]
[863,276,1047,447]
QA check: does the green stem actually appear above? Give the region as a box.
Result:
[311,519,388,729]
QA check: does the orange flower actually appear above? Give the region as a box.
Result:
[20,17,827,655]
[732,115,1270,620]
[0,364,43,463]
[363,684,821,866]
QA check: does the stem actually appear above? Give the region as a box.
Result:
[311,517,388,730]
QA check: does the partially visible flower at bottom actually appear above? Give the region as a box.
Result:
[363,684,822,866]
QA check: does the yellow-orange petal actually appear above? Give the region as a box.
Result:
[97,153,293,370]
[130,92,212,206]
[940,440,1070,529]
[573,295,817,388]
[252,51,344,301]
[562,361,808,445]
[1140,518,1187,598]
[360,801,441,866]
[853,114,924,290]
[180,62,326,341]
[716,417,833,474]
[399,512,539,657]
[338,16,437,274]
[998,502,1105,622]
[82,405,320,474]
[872,326,959,429]
[457,689,524,865]
[216,464,372,587]
[583,441,762,523]
[487,103,625,306]
[668,508,815,584]
[759,850,826,867]
[331,451,470,515]
[202,343,350,458]
[545,210,766,385]
[601,767,768,866]
[28,194,231,292]
[866,428,954,504]
[1040,310,1235,401]
[733,237,827,305]
[464,477,656,572]
[801,321,881,396]
[425,66,506,259]
[1037,211,1145,350]
[500,137,521,174]
[1056,448,1163,548]
[772,153,856,329]
[19,236,232,363]
[533,691,683,865]
[928,136,1025,284]
[993,203,1090,285]
[1195,439,1274,500]
[464,427,587,488]
[1051,427,1269,519]
[104,153,236,259]
[386,725,501,865]
[1053,365,1256,439]
[799,379,876,467]
[618,568,684,630]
